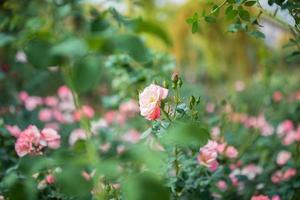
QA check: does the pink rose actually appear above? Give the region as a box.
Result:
[24,96,43,111]
[272,195,281,200]
[18,91,29,102]
[271,170,283,184]
[44,96,58,107]
[139,84,168,120]
[216,180,227,191]
[40,128,61,149]
[6,125,21,138]
[197,140,218,170]
[225,146,238,159]
[38,108,53,122]
[69,129,87,146]
[282,168,296,180]
[277,120,294,137]
[57,86,73,100]
[276,150,291,166]
[272,91,282,102]
[46,175,55,184]
[15,51,27,63]
[251,195,270,200]
[15,125,40,157]
[15,139,31,157]
[282,131,295,146]
[99,143,111,152]
[74,105,95,121]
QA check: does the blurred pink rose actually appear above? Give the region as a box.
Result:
[271,170,283,184]
[119,100,139,117]
[46,175,55,184]
[211,126,220,139]
[99,143,111,152]
[121,129,140,144]
[206,102,215,113]
[225,146,238,159]
[235,80,245,92]
[251,195,270,200]
[272,91,282,102]
[74,105,95,121]
[44,96,58,107]
[282,168,296,180]
[282,131,295,146]
[69,129,87,146]
[15,51,27,63]
[19,91,29,102]
[272,195,281,200]
[241,164,262,180]
[117,145,126,154]
[197,140,219,170]
[15,125,40,157]
[229,173,239,186]
[38,108,53,122]
[57,86,73,100]
[139,84,168,120]
[40,128,61,149]
[217,143,226,154]
[45,122,60,131]
[24,96,43,111]
[6,125,21,138]
[277,120,294,137]
[216,180,227,191]
[276,150,291,166]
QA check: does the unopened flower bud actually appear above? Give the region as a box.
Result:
[172,73,179,83]
[178,78,183,88]
[163,80,169,88]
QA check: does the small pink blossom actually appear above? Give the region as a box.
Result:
[74,105,95,121]
[15,139,31,157]
[272,195,281,200]
[206,102,215,113]
[15,51,27,63]
[271,170,283,184]
[117,145,126,154]
[45,123,60,131]
[6,125,21,138]
[277,120,294,137]
[225,146,238,159]
[38,108,53,122]
[197,140,218,170]
[69,129,87,146]
[282,168,296,180]
[121,129,140,144]
[139,84,168,120]
[235,80,245,92]
[282,131,295,146]
[273,91,282,102]
[241,164,262,180]
[44,96,58,107]
[216,180,227,191]
[251,195,270,200]
[276,150,291,166]
[210,126,220,139]
[99,143,111,152]
[57,86,73,100]
[40,128,61,149]
[19,91,29,102]
[119,100,139,117]
[24,96,43,111]
[46,175,55,184]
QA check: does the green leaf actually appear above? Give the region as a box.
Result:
[108,34,150,62]
[162,121,210,147]
[51,38,88,57]
[244,1,256,6]
[0,33,15,46]
[204,16,217,23]
[122,173,170,200]
[73,56,102,93]
[186,17,194,24]
[192,21,199,33]
[225,6,233,14]
[226,10,238,20]
[25,39,54,68]
[249,30,265,39]
[239,9,250,21]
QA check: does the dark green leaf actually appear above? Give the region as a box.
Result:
[239,9,250,21]
[192,21,199,33]
[244,1,256,6]
[249,30,265,39]
[204,16,217,23]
